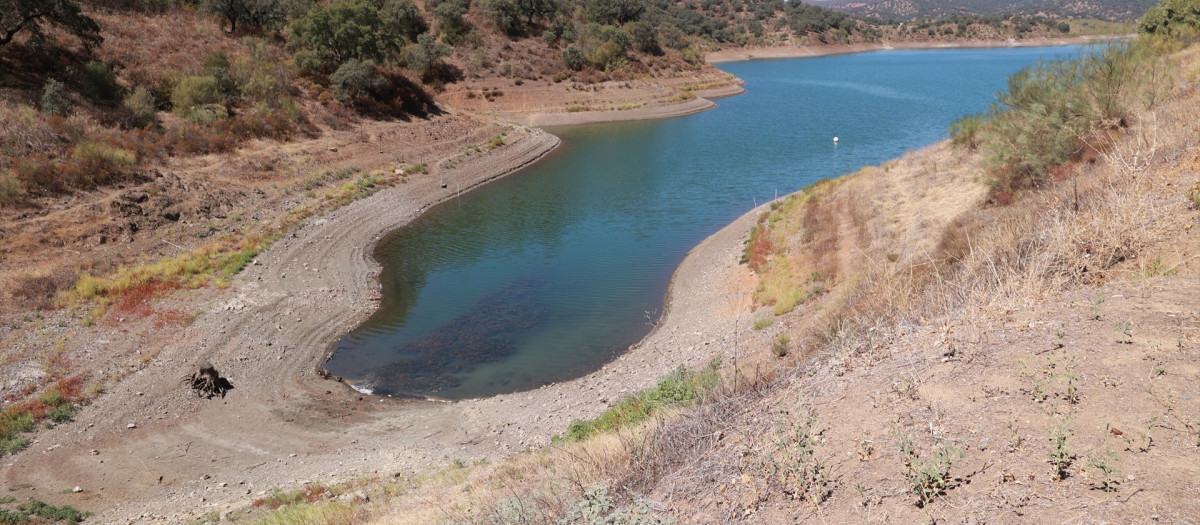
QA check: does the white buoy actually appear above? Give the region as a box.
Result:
[833,136,839,143]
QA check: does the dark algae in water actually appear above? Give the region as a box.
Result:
[364,277,549,397]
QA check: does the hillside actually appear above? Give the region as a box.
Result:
[816,0,1158,22]
[0,0,1177,522]
[132,10,1200,525]
[0,0,1107,316]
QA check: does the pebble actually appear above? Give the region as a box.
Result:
[73,486,82,493]
[127,423,137,429]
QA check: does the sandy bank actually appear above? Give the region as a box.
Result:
[706,35,1127,63]
[505,83,746,127]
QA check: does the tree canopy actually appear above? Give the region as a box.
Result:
[199,0,307,33]
[0,0,102,49]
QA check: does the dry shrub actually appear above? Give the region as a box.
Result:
[8,269,79,310]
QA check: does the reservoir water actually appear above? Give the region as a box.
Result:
[328,45,1092,399]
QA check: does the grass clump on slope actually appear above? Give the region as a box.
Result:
[554,358,722,443]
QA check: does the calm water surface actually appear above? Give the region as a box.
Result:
[328,46,1091,399]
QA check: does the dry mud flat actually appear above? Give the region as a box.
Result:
[4,95,764,521]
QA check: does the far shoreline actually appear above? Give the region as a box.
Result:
[705,35,1131,63]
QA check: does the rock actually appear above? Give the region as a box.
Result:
[73,486,82,493]
[340,491,369,503]
[127,423,137,429]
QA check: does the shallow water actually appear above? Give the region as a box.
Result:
[328,46,1094,399]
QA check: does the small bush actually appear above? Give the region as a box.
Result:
[0,171,21,204]
[1187,182,1200,209]
[555,359,721,443]
[0,435,29,456]
[589,40,624,70]
[203,50,236,99]
[122,86,158,128]
[753,317,774,330]
[9,500,87,523]
[772,333,791,357]
[948,113,985,151]
[40,79,72,116]
[185,103,229,125]
[563,45,586,71]
[330,59,386,104]
[232,41,295,106]
[171,76,223,114]
[49,404,75,423]
[71,141,136,187]
[78,60,123,101]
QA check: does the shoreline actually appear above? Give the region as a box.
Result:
[3,36,1118,520]
[501,83,747,127]
[705,35,1128,63]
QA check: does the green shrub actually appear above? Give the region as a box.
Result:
[0,410,33,437]
[404,33,452,80]
[0,171,21,205]
[659,23,687,49]
[981,44,1165,200]
[1139,0,1200,35]
[49,404,75,423]
[330,59,386,103]
[171,75,223,114]
[203,50,236,98]
[72,141,136,186]
[287,0,388,69]
[589,39,624,69]
[123,86,158,128]
[0,435,29,456]
[9,500,88,523]
[186,103,229,124]
[562,45,586,70]
[555,359,721,443]
[428,0,469,43]
[40,79,71,116]
[231,40,294,106]
[78,60,122,101]
[948,113,985,151]
[772,333,791,357]
[382,0,428,43]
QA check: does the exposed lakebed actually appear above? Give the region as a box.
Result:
[328,46,1093,399]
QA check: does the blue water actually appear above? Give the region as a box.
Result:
[328,46,1092,399]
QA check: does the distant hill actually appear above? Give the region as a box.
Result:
[811,0,1158,22]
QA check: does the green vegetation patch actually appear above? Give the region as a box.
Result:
[554,358,721,443]
[0,499,89,523]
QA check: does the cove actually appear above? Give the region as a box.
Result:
[328,45,1093,400]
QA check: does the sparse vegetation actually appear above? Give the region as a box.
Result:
[895,429,962,507]
[1048,419,1074,481]
[0,498,88,523]
[555,359,720,443]
[771,333,791,357]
